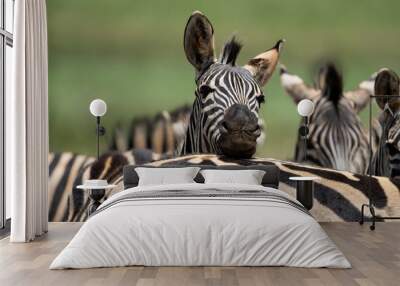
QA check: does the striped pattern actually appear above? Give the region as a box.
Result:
[48,149,166,222]
[387,118,400,177]
[109,105,192,155]
[57,153,399,222]
[110,103,267,156]
[181,62,264,155]
[299,96,369,173]
[371,68,400,178]
[147,154,400,222]
[92,189,310,218]
[280,64,373,174]
[181,13,281,157]
[48,152,94,221]
[371,114,400,177]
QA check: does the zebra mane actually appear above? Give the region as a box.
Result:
[219,37,242,66]
[322,63,343,106]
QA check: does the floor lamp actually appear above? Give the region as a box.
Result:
[359,94,400,230]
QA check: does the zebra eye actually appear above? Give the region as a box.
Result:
[256,94,265,105]
[198,85,214,97]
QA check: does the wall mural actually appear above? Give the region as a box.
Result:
[47,1,400,222]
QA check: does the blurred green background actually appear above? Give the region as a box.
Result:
[47,0,400,160]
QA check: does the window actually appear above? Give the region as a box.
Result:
[0,0,14,230]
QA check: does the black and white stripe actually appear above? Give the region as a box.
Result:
[280,63,372,174]
[91,189,310,218]
[48,149,165,221]
[181,12,282,157]
[298,95,369,173]
[137,154,400,222]
[182,62,263,155]
[48,152,94,221]
[109,105,192,155]
[370,68,400,178]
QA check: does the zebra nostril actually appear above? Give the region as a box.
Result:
[250,124,260,132]
[253,127,261,137]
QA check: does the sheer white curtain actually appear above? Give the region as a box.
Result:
[7,0,48,242]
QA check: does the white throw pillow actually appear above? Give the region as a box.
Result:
[135,167,201,186]
[200,169,266,185]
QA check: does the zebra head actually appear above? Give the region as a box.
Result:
[280,63,372,173]
[372,69,400,178]
[182,11,283,158]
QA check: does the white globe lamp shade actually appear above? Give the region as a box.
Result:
[297,99,314,117]
[90,99,107,117]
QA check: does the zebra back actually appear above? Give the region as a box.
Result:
[102,154,400,222]
[109,105,192,155]
[48,152,95,221]
[152,154,400,221]
[53,151,400,222]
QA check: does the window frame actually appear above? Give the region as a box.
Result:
[0,0,14,231]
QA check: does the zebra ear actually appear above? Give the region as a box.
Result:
[343,71,377,113]
[374,68,400,112]
[244,39,284,87]
[184,11,215,73]
[279,64,320,104]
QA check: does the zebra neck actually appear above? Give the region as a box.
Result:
[181,99,212,155]
[372,122,396,177]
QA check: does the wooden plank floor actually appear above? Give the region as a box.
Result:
[0,222,399,286]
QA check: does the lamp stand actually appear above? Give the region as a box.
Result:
[304,116,308,162]
[299,116,309,163]
[359,96,376,230]
[95,116,106,160]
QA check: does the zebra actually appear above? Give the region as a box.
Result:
[146,154,400,222]
[180,11,283,158]
[279,63,376,174]
[50,153,400,222]
[50,10,283,221]
[370,68,400,178]
[48,152,95,221]
[109,105,192,154]
[52,151,400,222]
[48,149,165,221]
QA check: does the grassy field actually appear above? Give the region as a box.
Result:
[47,0,400,160]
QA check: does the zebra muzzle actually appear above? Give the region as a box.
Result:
[218,127,260,158]
[218,104,261,158]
